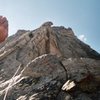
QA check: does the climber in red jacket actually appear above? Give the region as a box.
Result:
[0,16,8,43]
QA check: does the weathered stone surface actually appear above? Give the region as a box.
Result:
[0,21,100,100]
[62,58,100,82]
[0,54,66,100]
[62,58,100,92]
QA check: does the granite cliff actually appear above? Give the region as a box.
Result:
[0,22,100,100]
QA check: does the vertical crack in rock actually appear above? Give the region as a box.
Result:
[55,61,69,99]
[45,28,50,54]
[59,61,68,80]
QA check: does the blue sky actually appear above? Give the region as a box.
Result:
[0,0,100,52]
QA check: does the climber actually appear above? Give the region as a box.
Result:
[0,16,8,43]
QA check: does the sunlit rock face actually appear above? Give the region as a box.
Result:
[0,21,100,100]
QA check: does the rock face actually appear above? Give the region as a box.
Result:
[0,21,100,100]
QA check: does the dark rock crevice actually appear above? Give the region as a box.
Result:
[45,28,50,54]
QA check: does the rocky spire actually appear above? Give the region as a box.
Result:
[0,21,100,100]
[41,21,53,27]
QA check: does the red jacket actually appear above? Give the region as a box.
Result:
[0,16,8,43]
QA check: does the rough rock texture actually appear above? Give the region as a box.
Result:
[0,21,100,100]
